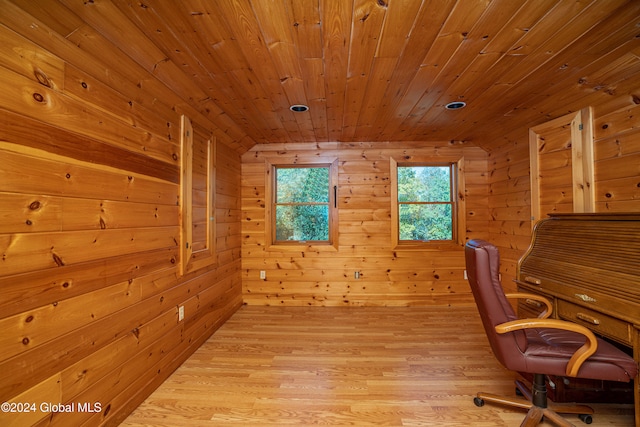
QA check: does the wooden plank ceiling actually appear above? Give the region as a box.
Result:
[19,0,640,151]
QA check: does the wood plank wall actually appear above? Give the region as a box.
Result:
[2,2,639,425]
[241,142,489,307]
[0,4,243,426]
[488,92,640,292]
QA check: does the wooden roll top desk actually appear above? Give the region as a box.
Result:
[515,213,640,425]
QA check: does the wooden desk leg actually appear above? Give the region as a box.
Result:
[634,327,640,427]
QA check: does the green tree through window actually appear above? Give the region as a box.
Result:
[275,166,330,242]
[397,165,454,241]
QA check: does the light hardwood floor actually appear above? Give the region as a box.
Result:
[121,306,634,426]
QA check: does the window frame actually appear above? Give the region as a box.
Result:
[390,157,465,249]
[179,115,217,275]
[265,159,338,250]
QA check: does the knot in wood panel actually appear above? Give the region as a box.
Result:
[33,69,53,88]
[52,252,65,267]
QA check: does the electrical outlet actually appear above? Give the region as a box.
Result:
[463,270,468,280]
[260,270,266,280]
[178,305,185,321]
[354,271,360,279]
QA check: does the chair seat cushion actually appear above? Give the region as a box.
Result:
[522,328,637,382]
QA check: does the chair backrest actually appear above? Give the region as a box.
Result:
[465,239,528,369]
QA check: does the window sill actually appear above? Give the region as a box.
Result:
[393,241,464,251]
[267,242,338,252]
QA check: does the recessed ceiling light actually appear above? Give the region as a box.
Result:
[290,104,309,112]
[445,101,466,110]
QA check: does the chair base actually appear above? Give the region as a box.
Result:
[474,378,594,427]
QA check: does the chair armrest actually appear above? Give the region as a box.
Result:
[505,293,553,319]
[495,318,598,377]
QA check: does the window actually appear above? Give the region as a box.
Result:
[398,164,454,241]
[391,158,464,247]
[267,161,338,246]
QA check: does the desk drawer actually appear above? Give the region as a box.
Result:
[557,300,631,345]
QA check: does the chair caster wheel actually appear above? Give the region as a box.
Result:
[473,397,485,407]
[579,414,593,424]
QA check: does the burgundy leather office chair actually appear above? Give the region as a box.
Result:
[464,239,637,427]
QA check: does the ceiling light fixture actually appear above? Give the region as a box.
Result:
[290,104,309,112]
[445,101,466,110]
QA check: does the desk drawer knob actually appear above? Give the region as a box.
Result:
[525,299,543,308]
[524,276,542,285]
[575,293,597,303]
[576,312,600,325]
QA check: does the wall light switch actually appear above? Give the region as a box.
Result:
[178,305,185,321]
[260,270,266,280]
